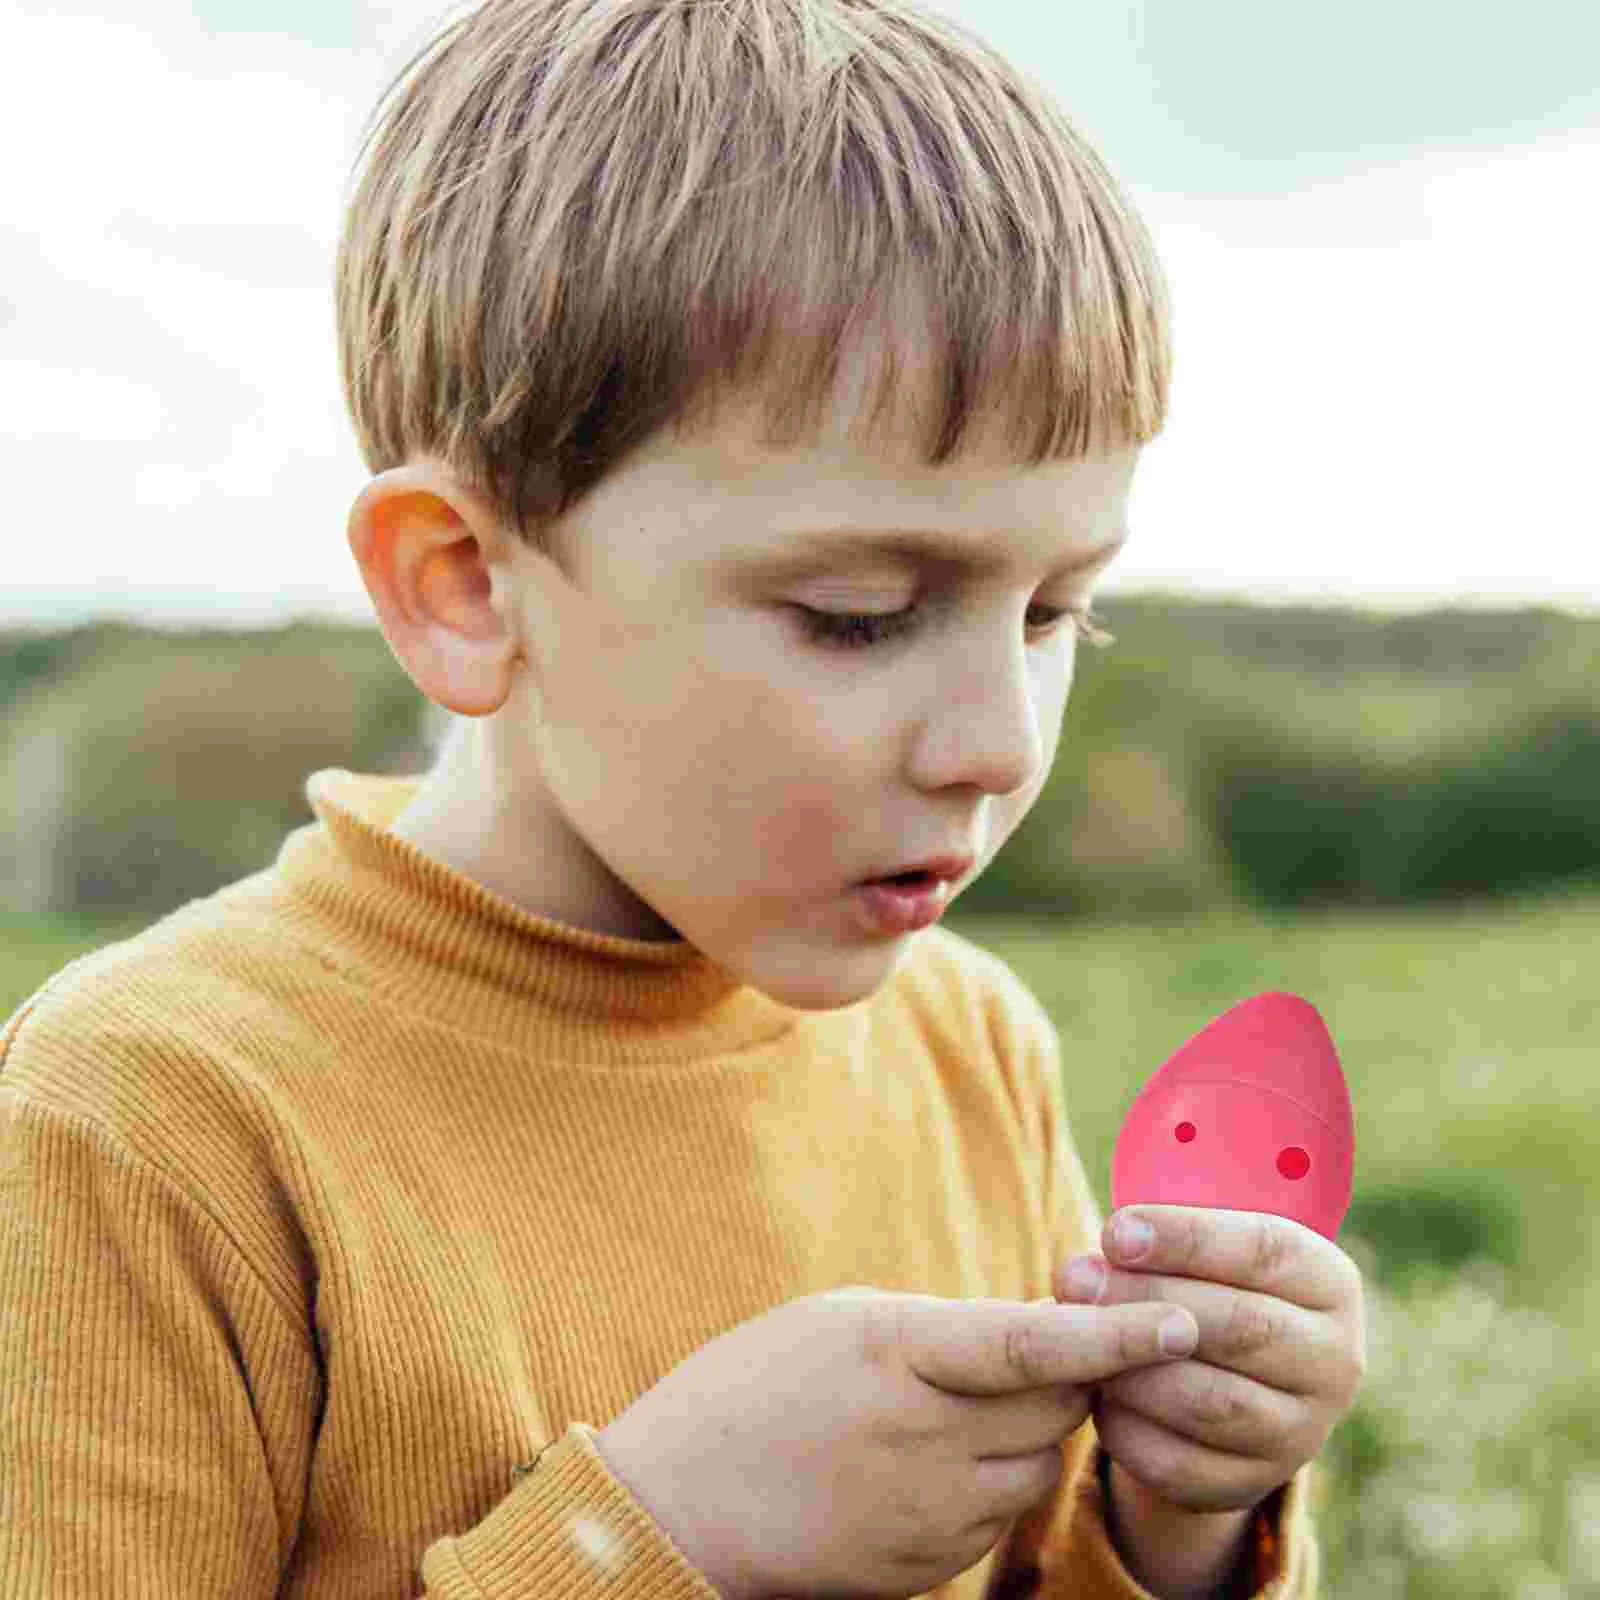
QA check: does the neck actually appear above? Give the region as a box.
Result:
[388,714,678,943]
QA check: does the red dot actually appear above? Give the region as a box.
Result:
[1175,1121,1196,1143]
[1277,1146,1311,1180]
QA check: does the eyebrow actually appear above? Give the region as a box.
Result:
[723,527,1129,581]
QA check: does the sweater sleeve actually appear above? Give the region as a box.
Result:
[1,1086,318,1594]
[0,1056,726,1599]
[415,1425,725,1597]
[980,982,1322,1600]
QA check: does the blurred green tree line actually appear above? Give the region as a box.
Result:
[2,596,1596,923]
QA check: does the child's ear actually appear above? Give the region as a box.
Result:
[346,461,521,717]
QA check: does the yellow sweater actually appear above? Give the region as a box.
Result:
[1,769,1317,1598]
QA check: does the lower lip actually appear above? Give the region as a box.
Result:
[854,877,952,935]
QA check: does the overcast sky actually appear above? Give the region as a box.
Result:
[4,0,1598,625]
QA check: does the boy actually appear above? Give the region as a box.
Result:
[0,0,1365,1594]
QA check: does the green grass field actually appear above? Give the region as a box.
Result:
[952,890,1600,1328]
[953,890,1600,1598]
[5,891,1599,1595]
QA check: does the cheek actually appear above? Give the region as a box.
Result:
[689,676,863,881]
[533,579,887,879]
[688,650,903,884]
[750,773,857,884]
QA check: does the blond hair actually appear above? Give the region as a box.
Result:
[336,0,1171,546]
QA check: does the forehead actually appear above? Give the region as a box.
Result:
[570,423,1136,598]
[635,401,1138,577]
[555,301,1140,581]
[722,522,1131,584]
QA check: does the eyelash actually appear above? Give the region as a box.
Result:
[796,603,1116,652]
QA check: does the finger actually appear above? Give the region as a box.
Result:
[1098,1206,1361,1313]
[945,1380,1091,1462]
[1055,1255,1340,1395]
[1093,1396,1281,1515]
[1096,1358,1317,1462]
[902,1297,1199,1397]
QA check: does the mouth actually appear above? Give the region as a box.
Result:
[853,868,965,936]
[870,869,941,889]
[861,854,976,891]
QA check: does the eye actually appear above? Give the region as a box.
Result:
[795,603,1115,652]
[1174,1121,1196,1143]
[1277,1146,1311,1180]
[796,606,921,650]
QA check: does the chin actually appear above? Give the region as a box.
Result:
[745,939,911,1012]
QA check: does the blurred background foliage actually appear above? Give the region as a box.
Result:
[968,889,1600,1597]
[0,619,435,921]
[5,594,1598,925]
[4,595,1600,1595]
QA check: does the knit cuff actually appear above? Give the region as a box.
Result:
[1070,1449,1317,1599]
[418,1422,725,1599]
[991,1446,1318,1600]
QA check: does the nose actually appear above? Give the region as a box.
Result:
[905,619,1051,797]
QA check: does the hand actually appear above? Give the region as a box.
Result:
[1055,1205,1367,1516]
[594,1285,1200,1600]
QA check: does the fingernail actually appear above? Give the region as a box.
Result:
[1063,1258,1106,1303]
[1112,1216,1154,1261]
[1159,1314,1197,1357]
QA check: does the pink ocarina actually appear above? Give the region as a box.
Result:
[1110,991,1354,1239]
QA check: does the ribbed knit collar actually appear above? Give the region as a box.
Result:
[271,768,797,1064]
